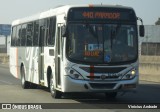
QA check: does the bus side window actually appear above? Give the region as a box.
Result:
[11,26,17,46]
[21,24,27,46]
[39,19,45,46]
[39,18,50,46]
[26,22,33,46]
[45,18,50,46]
[33,21,39,46]
[16,25,22,46]
[48,16,56,46]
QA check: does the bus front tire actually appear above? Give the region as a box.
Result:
[21,66,30,89]
[49,75,62,99]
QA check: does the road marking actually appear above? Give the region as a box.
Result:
[0,79,13,85]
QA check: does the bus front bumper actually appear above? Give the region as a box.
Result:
[62,75,138,93]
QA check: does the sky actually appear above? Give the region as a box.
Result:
[0,0,160,25]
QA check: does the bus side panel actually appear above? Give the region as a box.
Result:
[10,47,19,78]
[22,47,39,84]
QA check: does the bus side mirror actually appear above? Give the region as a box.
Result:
[139,25,145,37]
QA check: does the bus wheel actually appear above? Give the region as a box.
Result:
[105,92,117,99]
[49,74,62,99]
[21,66,30,89]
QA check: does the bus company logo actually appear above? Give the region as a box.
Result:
[2,104,11,109]
[100,75,106,80]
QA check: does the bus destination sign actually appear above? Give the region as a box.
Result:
[82,12,120,19]
[68,7,136,22]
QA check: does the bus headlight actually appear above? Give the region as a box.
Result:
[65,67,84,80]
[122,69,136,80]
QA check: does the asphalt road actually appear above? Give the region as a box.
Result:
[0,64,160,112]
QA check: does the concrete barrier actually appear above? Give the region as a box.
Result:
[0,53,9,64]
[139,63,160,82]
[139,56,160,83]
[139,56,160,63]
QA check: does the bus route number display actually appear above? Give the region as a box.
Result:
[82,12,120,19]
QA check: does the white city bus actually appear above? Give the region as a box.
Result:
[10,5,144,98]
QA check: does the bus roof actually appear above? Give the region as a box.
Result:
[12,4,134,26]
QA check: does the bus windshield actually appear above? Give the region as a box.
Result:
[67,23,138,64]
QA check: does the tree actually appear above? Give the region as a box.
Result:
[155,18,160,25]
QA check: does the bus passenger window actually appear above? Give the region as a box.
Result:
[48,17,56,46]
[16,25,22,46]
[26,22,33,46]
[39,19,48,46]
[33,21,39,46]
[11,26,17,46]
[21,24,27,46]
